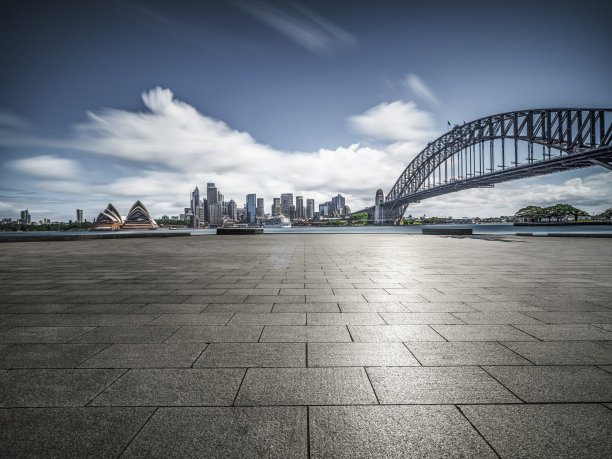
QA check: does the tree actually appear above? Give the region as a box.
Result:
[596,208,612,220]
[544,204,588,222]
[515,206,545,222]
[348,212,368,226]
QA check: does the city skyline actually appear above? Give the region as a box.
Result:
[1,0,611,222]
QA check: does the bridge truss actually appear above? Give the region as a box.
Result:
[360,108,612,223]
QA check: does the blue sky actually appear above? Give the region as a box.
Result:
[1,0,611,221]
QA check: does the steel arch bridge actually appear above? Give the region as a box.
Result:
[356,108,612,224]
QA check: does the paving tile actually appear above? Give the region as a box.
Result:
[123,407,307,458]
[401,302,480,312]
[79,343,205,368]
[235,367,377,405]
[461,404,612,458]
[514,324,612,340]
[452,312,542,324]
[260,326,351,342]
[71,326,179,343]
[339,302,408,312]
[380,312,464,325]
[431,325,538,341]
[91,368,244,406]
[0,343,108,368]
[503,341,612,365]
[245,295,304,304]
[0,326,94,343]
[228,313,306,325]
[0,407,154,458]
[406,342,532,366]
[520,311,612,324]
[147,313,233,326]
[310,405,495,458]
[0,369,124,406]
[0,314,158,327]
[368,366,519,404]
[182,295,247,304]
[195,343,306,367]
[468,302,544,312]
[308,343,419,367]
[483,365,612,402]
[136,303,207,314]
[165,326,263,343]
[272,303,340,313]
[348,325,445,342]
[204,303,273,313]
[307,313,385,325]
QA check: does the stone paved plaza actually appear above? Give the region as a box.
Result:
[0,234,611,457]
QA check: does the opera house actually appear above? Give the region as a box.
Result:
[91,201,158,231]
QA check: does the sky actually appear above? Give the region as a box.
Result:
[1,0,611,222]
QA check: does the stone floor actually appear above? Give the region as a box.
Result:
[0,234,611,458]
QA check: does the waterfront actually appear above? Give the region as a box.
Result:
[0,234,610,457]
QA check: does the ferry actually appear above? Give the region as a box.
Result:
[263,216,291,228]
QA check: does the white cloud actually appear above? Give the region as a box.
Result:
[8,155,82,180]
[403,74,439,107]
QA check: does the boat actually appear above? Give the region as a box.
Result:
[263,216,291,228]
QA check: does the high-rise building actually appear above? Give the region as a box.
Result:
[207,183,217,204]
[280,193,293,216]
[256,198,265,218]
[20,209,31,225]
[76,209,83,223]
[295,196,304,219]
[227,199,238,220]
[246,194,256,224]
[272,198,280,216]
[319,202,331,217]
[306,199,315,219]
[191,186,200,213]
[289,205,296,220]
[209,203,223,226]
[331,194,345,213]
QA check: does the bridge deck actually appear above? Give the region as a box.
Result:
[1,234,611,457]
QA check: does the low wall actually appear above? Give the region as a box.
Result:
[0,232,191,243]
[422,228,472,235]
[217,228,263,235]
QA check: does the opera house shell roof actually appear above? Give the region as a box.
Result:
[91,201,157,230]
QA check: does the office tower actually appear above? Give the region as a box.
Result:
[280,193,293,216]
[306,199,315,219]
[272,198,281,216]
[319,202,331,217]
[289,205,296,220]
[209,203,223,226]
[76,209,83,223]
[20,209,31,225]
[191,186,200,213]
[227,199,238,220]
[207,183,217,204]
[246,194,256,224]
[256,198,265,218]
[331,194,345,213]
[197,205,205,222]
[295,196,304,218]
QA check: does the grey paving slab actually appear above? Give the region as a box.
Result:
[468,301,544,312]
[431,324,538,341]
[235,367,377,405]
[367,366,520,404]
[260,325,351,342]
[380,312,464,324]
[1,313,158,327]
[272,302,340,313]
[310,405,495,458]
[182,295,248,304]
[165,325,263,343]
[307,312,385,325]
[91,368,244,406]
[339,302,408,312]
[406,342,532,366]
[461,404,612,458]
[514,323,612,340]
[0,369,124,406]
[204,303,273,313]
[228,313,306,325]
[308,343,419,367]
[246,295,304,303]
[195,343,306,367]
[503,341,612,365]
[0,407,155,458]
[401,302,480,312]
[0,326,94,343]
[136,303,208,313]
[0,343,108,368]
[123,407,307,458]
[147,313,233,326]
[71,326,179,343]
[484,365,612,402]
[79,343,205,368]
[452,312,543,324]
[348,325,445,342]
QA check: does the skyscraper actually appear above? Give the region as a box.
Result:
[272,198,280,216]
[331,194,345,214]
[306,199,315,219]
[227,199,237,220]
[246,194,256,224]
[280,193,293,217]
[76,209,83,223]
[256,198,264,218]
[191,186,200,213]
[20,209,31,224]
[207,183,217,204]
[209,203,223,226]
[295,196,304,219]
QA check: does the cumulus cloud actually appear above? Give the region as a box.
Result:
[234,0,355,54]
[403,74,439,107]
[8,155,82,180]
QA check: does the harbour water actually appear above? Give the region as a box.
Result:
[2,223,612,237]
